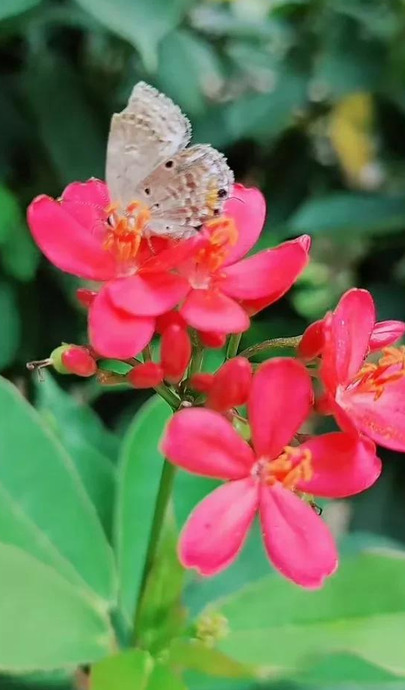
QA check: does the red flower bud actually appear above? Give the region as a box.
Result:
[76,288,97,308]
[161,324,192,384]
[128,362,164,389]
[60,346,97,377]
[190,372,215,394]
[198,331,227,349]
[207,357,252,412]
[155,310,187,335]
[298,319,325,361]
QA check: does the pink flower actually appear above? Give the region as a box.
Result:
[28,179,196,359]
[191,357,253,412]
[162,358,381,588]
[175,185,310,334]
[317,289,405,452]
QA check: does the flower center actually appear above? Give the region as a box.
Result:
[103,201,150,262]
[195,217,238,274]
[253,446,313,490]
[350,346,405,400]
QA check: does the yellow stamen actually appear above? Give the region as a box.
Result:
[102,200,150,262]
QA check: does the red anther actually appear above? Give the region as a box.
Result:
[206,357,252,412]
[198,331,227,349]
[161,324,192,384]
[76,288,97,308]
[190,372,215,394]
[61,346,97,377]
[128,362,164,389]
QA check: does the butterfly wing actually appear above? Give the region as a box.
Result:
[106,81,191,207]
[136,144,234,238]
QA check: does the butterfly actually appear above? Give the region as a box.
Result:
[105,81,234,240]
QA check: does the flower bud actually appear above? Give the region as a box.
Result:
[190,372,215,394]
[59,345,97,377]
[298,319,325,361]
[155,310,187,335]
[128,362,164,389]
[161,324,192,384]
[207,357,252,412]
[76,288,97,308]
[198,331,227,349]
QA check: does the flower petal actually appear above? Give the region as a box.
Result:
[239,236,310,315]
[61,179,110,228]
[28,194,117,281]
[322,289,375,390]
[179,478,259,576]
[180,289,249,333]
[298,319,325,361]
[161,408,255,479]
[207,357,253,412]
[259,483,338,588]
[339,376,405,452]
[298,433,381,498]
[89,286,155,358]
[222,185,266,266]
[369,320,405,352]
[107,273,189,316]
[249,358,313,458]
[221,240,310,300]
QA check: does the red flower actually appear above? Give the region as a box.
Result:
[191,357,252,412]
[161,324,192,384]
[316,289,405,451]
[162,358,380,587]
[175,185,310,334]
[28,179,195,359]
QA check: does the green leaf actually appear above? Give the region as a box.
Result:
[0,186,39,282]
[74,0,190,71]
[25,55,105,185]
[169,639,255,680]
[0,377,115,601]
[0,282,20,370]
[0,0,41,21]
[158,29,223,116]
[35,374,116,537]
[287,194,405,238]
[92,650,153,690]
[137,511,185,651]
[114,395,172,625]
[212,551,405,677]
[0,543,113,672]
[147,663,187,690]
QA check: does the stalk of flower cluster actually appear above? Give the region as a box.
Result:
[239,335,302,359]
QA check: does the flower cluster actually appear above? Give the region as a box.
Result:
[27,177,405,589]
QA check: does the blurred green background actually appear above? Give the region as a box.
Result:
[2,0,405,688]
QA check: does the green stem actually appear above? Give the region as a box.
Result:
[188,344,204,378]
[239,335,302,360]
[142,344,152,362]
[226,333,242,359]
[133,460,176,642]
[154,384,180,409]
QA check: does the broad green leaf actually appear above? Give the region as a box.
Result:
[158,30,223,116]
[169,639,255,679]
[92,650,153,690]
[212,551,405,677]
[287,194,405,238]
[0,186,39,281]
[0,377,115,601]
[0,544,113,671]
[36,374,116,536]
[25,55,105,185]
[114,395,172,625]
[74,0,190,70]
[0,0,41,21]
[137,511,186,651]
[148,663,187,690]
[0,282,20,370]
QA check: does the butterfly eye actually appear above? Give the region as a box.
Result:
[165,160,174,169]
